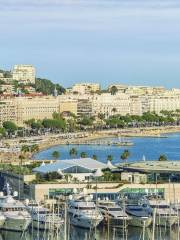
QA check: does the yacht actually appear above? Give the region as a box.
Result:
[0,195,31,231]
[0,213,6,229]
[26,201,64,231]
[125,204,152,227]
[97,201,130,227]
[149,200,178,227]
[68,199,103,229]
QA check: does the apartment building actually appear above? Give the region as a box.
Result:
[12,65,36,84]
[148,94,180,114]
[92,93,130,118]
[15,96,59,125]
[0,99,17,125]
[72,83,100,94]
[0,84,15,94]
[59,100,78,116]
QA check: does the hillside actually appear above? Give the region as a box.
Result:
[0,69,66,95]
[35,78,65,95]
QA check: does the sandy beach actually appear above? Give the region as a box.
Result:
[1,125,180,163]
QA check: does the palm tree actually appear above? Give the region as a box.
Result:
[80,152,87,158]
[69,147,78,157]
[19,154,25,166]
[107,155,113,162]
[92,154,97,160]
[30,144,39,153]
[121,149,130,163]
[158,154,167,161]
[21,145,29,153]
[52,150,60,160]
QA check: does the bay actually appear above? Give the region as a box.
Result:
[33,133,180,163]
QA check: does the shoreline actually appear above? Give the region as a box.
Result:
[1,125,180,163]
[33,125,180,156]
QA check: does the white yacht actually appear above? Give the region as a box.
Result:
[0,195,31,231]
[149,200,178,227]
[68,199,103,229]
[26,201,64,231]
[125,204,152,227]
[97,201,131,227]
[0,213,6,229]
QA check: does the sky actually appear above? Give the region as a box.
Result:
[0,0,180,88]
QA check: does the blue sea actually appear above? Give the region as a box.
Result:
[33,133,180,163]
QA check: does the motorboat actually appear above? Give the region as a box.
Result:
[0,195,31,231]
[125,204,152,227]
[149,200,178,227]
[26,201,64,231]
[68,198,103,229]
[97,200,130,227]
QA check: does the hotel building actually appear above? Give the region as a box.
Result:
[12,65,36,84]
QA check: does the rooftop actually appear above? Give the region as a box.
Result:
[119,161,180,174]
[33,158,108,174]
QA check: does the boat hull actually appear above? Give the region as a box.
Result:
[2,217,31,231]
[69,214,102,229]
[103,217,129,228]
[128,216,152,227]
[155,215,178,227]
[32,219,64,231]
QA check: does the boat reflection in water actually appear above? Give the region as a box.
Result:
[0,225,179,240]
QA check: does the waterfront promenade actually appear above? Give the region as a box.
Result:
[1,125,180,163]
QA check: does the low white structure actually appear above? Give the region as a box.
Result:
[33,158,108,181]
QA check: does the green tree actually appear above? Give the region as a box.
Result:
[19,154,25,166]
[21,145,30,153]
[80,152,87,158]
[121,150,130,162]
[30,144,39,153]
[42,118,66,130]
[107,155,113,162]
[158,154,167,161]
[52,151,60,159]
[3,121,17,133]
[110,86,118,95]
[0,127,6,137]
[69,148,78,157]
[35,78,65,95]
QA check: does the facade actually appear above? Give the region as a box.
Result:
[12,65,36,84]
[108,84,127,93]
[15,96,59,125]
[92,93,130,118]
[59,100,77,116]
[72,83,100,94]
[0,99,17,125]
[0,84,15,94]
[77,99,93,117]
[130,95,143,116]
[146,94,180,114]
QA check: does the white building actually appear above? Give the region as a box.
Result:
[72,83,100,94]
[12,65,36,84]
[92,93,130,118]
[33,158,108,181]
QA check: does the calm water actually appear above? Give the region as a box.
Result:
[0,226,178,240]
[34,133,180,164]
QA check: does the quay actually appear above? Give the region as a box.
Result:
[68,139,134,146]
